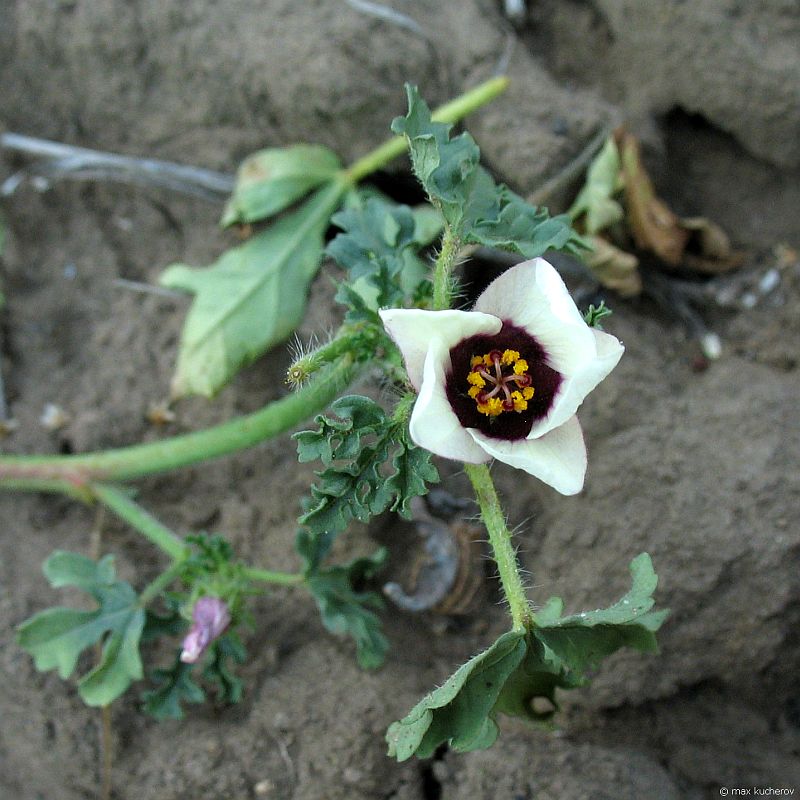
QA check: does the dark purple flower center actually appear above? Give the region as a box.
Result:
[445,322,562,441]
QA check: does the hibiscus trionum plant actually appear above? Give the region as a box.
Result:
[3,80,666,759]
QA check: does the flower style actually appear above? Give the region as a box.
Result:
[379,258,624,495]
[180,596,232,664]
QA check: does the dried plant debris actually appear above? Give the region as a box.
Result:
[571,130,744,288]
[383,493,484,616]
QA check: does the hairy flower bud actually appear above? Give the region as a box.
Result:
[180,596,231,664]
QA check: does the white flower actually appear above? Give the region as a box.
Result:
[379,257,624,495]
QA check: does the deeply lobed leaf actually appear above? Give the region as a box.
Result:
[17,551,145,707]
[294,396,438,549]
[141,657,205,720]
[306,549,389,669]
[393,86,584,257]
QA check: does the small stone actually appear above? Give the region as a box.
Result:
[39,403,71,431]
[254,778,274,796]
[343,767,363,785]
[272,711,291,731]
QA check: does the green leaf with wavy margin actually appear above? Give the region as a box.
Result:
[305,549,389,669]
[387,553,667,760]
[294,396,438,546]
[16,551,145,707]
[392,85,584,255]
[221,144,342,227]
[142,657,205,720]
[161,181,346,397]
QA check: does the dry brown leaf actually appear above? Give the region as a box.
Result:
[680,216,744,274]
[585,235,642,297]
[618,130,689,266]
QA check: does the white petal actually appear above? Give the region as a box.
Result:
[467,416,587,495]
[379,308,501,391]
[409,340,491,465]
[528,328,625,438]
[473,258,595,375]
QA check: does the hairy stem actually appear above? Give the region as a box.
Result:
[0,357,359,489]
[92,483,189,561]
[464,463,531,630]
[344,76,509,184]
[432,226,461,311]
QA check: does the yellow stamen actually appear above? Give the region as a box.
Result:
[467,350,534,417]
[477,397,504,416]
[511,391,528,412]
[501,349,520,366]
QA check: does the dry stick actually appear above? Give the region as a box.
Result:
[88,506,113,800]
[1,133,234,201]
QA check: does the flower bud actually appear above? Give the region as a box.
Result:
[180,596,231,664]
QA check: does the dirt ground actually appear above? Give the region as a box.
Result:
[1,2,799,798]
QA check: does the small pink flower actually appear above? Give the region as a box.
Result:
[180,596,231,664]
[379,257,624,495]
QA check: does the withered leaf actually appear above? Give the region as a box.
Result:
[618,131,689,266]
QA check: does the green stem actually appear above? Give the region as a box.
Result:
[92,483,189,561]
[343,76,509,184]
[464,463,532,630]
[432,226,461,311]
[243,567,304,586]
[0,356,358,489]
[139,559,186,606]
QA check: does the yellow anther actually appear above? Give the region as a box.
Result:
[470,355,484,368]
[467,371,486,388]
[477,397,504,416]
[483,353,494,367]
[513,359,529,375]
[511,391,528,412]
[522,386,535,400]
[501,349,520,366]
[468,386,482,399]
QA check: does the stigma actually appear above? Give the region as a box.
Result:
[466,349,535,417]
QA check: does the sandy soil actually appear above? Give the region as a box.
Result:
[1,2,798,798]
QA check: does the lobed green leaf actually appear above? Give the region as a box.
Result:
[306,549,389,670]
[296,401,438,544]
[386,554,668,760]
[391,85,480,232]
[393,86,584,257]
[387,631,526,761]
[16,551,145,706]
[142,657,205,720]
